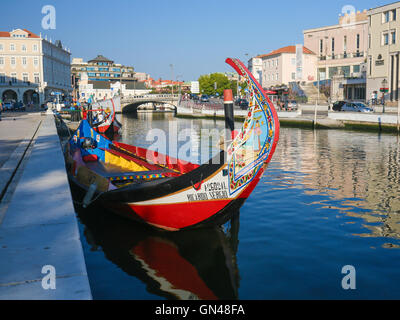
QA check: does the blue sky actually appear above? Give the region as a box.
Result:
[1,0,393,81]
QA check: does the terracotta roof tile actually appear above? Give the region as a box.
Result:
[23,29,40,38]
[0,29,40,38]
[258,45,315,58]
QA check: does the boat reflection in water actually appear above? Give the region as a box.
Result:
[76,203,240,300]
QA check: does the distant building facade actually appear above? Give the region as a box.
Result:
[78,74,150,101]
[367,2,400,105]
[0,28,71,106]
[259,45,317,88]
[71,55,136,100]
[303,10,368,101]
[247,57,262,83]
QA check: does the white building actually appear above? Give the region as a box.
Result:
[248,57,263,83]
[78,73,150,102]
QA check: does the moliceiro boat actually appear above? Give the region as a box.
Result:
[65,58,280,231]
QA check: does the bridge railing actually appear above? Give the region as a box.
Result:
[122,94,180,101]
[179,98,224,111]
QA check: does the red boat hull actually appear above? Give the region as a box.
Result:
[101,167,264,231]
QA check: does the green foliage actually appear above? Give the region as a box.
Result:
[198,73,247,96]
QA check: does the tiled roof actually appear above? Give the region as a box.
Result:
[0,29,40,38]
[258,45,315,58]
[88,55,114,63]
[23,29,40,38]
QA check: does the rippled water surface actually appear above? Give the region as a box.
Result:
[76,112,400,299]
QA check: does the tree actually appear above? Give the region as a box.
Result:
[198,73,237,96]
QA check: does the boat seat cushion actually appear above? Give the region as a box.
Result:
[83,154,98,162]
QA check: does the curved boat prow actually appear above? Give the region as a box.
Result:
[225,58,280,196]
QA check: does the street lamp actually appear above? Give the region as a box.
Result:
[169,64,174,96]
[176,74,183,96]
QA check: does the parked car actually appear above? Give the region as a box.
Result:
[14,102,25,111]
[200,94,209,102]
[332,100,346,111]
[236,99,249,109]
[341,102,373,113]
[4,102,14,111]
[353,102,374,113]
[190,94,199,101]
[286,100,298,111]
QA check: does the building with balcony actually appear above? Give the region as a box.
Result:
[0,28,71,106]
[71,55,136,100]
[367,1,400,106]
[303,10,368,101]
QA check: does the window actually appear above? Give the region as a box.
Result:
[320,39,323,54]
[11,73,17,83]
[291,72,296,80]
[344,36,347,54]
[22,73,29,82]
[353,65,360,73]
[0,73,5,83]
[0,57,3,65]
[383,32,389,45]
[10,43,15,51]
[276,59,278,66]
[22,44,26,52]
[356,34,360,49]
[275,73,278,81]
[0,44,3,51]
[34,73,40,84]
[291,58,296,65]
[393,9,397,21]
[33,44,38,52]
[384,11,390,23]
[22,57,27,65]
[369,56,372,75]
[34,57,39,66]
[332,37,335,55]
[392,31,396,44]
[368,34,371,49]
[11,57,16,65]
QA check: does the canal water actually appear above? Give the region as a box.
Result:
[75,112,400,299]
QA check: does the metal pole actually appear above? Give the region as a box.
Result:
[397,92,400,134]
[314,70,319,129]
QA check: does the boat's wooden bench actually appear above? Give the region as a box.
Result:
[106,144,168,172]
[105,169,172,182]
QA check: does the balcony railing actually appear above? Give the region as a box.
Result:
[318,52,365,61]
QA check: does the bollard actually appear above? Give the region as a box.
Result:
[224,89,234,135]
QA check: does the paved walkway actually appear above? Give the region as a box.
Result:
[0,112,42,168]
[0,114,92,299]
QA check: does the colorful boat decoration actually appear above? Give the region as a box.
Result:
[65,58,279,231]
[91,97,122,139]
